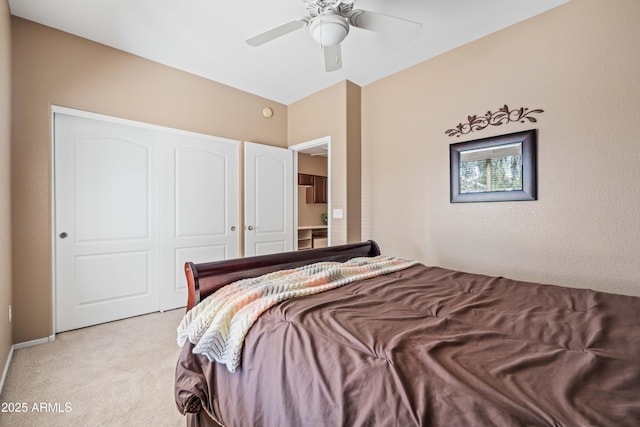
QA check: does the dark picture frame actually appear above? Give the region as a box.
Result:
[450,129,537,203]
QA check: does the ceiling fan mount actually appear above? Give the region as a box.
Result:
[246,0,421,72]
[304,0,355,18]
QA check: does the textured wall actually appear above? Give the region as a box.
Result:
[362,0,640,296]
[0,0,12,376]
[288,82,348,245]
[288,80,362,246]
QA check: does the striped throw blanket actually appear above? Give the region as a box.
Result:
[176,255,419,372]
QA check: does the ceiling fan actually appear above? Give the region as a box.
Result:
[246,0,422,72]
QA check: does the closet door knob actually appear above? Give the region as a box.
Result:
[59,232,68,239]
[247,225,254,231]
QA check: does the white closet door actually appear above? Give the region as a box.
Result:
[158,132,239,311]
[54,111,240,331]
[54,114,161,332]
[244,142,294,256]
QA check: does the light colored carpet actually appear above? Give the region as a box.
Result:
[0,309,187,427]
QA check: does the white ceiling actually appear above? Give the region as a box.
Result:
[8,0,568,105]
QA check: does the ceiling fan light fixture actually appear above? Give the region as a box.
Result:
[309,13,349,47]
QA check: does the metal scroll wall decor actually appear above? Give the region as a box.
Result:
[445,104,544,138]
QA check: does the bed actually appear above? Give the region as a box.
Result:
[174,240,640,426]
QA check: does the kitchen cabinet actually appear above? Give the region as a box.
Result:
[298,173,314,186]
[313,175,327,204]
[298,173,327,204]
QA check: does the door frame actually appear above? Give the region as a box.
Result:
[50,105,240,335]
[290,136,332,249]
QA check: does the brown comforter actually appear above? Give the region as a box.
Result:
[175,264,640,426]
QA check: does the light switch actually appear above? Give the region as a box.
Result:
[333,209,343,219]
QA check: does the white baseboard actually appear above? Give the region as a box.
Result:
[0,335,55,394]
[13,335,55,350]
[0,344,14,395]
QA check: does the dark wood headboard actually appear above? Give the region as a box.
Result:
[184,240,381,311]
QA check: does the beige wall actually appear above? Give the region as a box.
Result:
[362,0,640,296]
[297,153,328,227]
[288,80,361,245]
[298,152,328,177]
[0,0,12,376]
[346,82,361,243]
[11,18,288,342]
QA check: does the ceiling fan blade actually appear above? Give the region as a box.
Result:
[349,10,422,40]
[246,19,308,47]
[323,43,342,72]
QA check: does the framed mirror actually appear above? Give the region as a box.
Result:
[450,129,537,203]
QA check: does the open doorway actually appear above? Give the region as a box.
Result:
[290,137,331,250]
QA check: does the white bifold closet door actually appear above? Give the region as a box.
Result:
[54,112,238,332]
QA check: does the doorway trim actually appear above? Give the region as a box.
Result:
[290,136,332,248]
